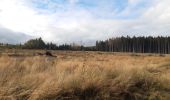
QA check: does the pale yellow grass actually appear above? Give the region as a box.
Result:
[0,50,170,100]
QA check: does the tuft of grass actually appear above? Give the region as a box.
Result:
[159,54,166,57]
[130,53,141,57]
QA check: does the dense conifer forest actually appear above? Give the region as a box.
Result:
[96,36,170,54]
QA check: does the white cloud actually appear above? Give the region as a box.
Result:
[68,0,79,5]
[0,0,50,36]
[0,0,170,45]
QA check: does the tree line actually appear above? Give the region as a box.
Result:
[0,38,95,51]
[96,36,170,54]
[1,36,170,54]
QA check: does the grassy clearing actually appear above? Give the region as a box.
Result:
[0,50,170,100]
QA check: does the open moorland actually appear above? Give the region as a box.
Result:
[0,49,170,100]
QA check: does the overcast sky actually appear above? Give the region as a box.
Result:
[0,0,170,45]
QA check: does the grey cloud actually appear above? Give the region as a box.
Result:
[0,26,33,44]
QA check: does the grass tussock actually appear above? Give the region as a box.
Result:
[0,50,170,100]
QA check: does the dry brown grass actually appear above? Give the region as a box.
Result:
[0,50,170,100]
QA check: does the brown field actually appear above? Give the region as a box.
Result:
[0,49,170,100]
